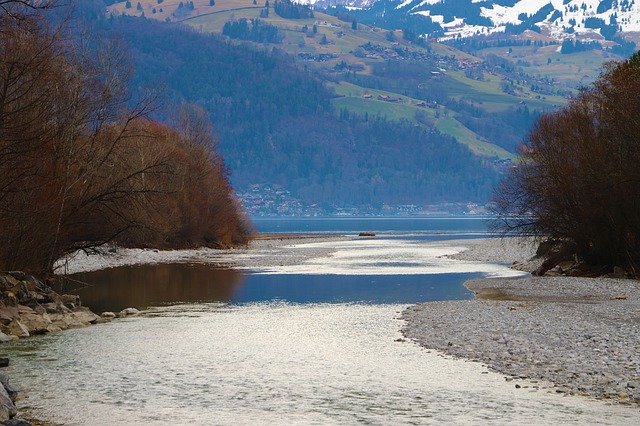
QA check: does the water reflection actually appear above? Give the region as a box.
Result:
[56,264,244,312]
[57,264,478,312]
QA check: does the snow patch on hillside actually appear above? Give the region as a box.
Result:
[373,0,640,41]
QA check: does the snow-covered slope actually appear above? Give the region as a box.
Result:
[308,0,640,41]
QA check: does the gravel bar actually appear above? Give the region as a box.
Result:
[403,251,640,405]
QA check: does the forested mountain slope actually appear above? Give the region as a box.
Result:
[93,14,500,212]
[94,0,634,213]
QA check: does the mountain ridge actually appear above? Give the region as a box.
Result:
[306,0,640,44]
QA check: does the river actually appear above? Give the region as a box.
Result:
[4,217,638,424]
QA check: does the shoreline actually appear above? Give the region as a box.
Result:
[403,240,640,405]
[12,234,640,415]
[52,234,352,275]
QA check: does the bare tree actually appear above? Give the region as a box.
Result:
[0,12,252,274]
[0,0,56,18]
[493,53,640,276]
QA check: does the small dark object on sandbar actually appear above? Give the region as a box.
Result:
[358,232,375,237]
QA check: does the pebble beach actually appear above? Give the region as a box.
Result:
[403,238,640,405]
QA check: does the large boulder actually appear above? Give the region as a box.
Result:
[48,313,82,330]
[6,321,28,339]
[49,308,98,330]
[41,303,69,314]
[71,308,100,325]
[0,314,12,327]
[60,294,80,309]
[19,313,51,335]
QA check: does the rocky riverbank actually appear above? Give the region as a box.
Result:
[0,363,29,425]
[403,239,640,405]
[0,271,142,424]
[0,272,102,340]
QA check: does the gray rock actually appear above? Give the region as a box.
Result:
[19,313,51,335]
[15,306,33,316]
[544,266,563,276]
[6,321,28,339]
[0,333,10,344]
[0,314,12,327]
[118,307,140,317]
[0,372,18,402]
[71,308,100,324]
[101,312,116,319]
[42,303,61,313]
[61,294,80,309]
[46,325,62,333]
[0,384,16,421]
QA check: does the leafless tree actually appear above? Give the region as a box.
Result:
[493,53,640,276]
[0,11,252,274]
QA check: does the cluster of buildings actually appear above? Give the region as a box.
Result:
[237,184,491,217]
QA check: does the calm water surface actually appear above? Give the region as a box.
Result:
[57,264,478,312]
[5,218,638,424]
[253,216,491,236]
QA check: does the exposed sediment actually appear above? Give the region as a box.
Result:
[53,236,349,275]
[403,239,640,404]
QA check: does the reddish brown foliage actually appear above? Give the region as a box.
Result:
[493,52,640,276]
[0,13,252,274]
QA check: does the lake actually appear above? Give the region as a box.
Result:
[4,217,638,424]
[253,216,492,237]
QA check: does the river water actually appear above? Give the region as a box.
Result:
[4,218,639,424]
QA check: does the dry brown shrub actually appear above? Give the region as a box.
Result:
[493,53,640,276]
[0,13,252,274]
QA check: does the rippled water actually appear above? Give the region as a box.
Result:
[6,303,638,425]
[5,224,639,424]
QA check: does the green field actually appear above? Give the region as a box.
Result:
[477,44,620,89]
[330,82,514,159]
